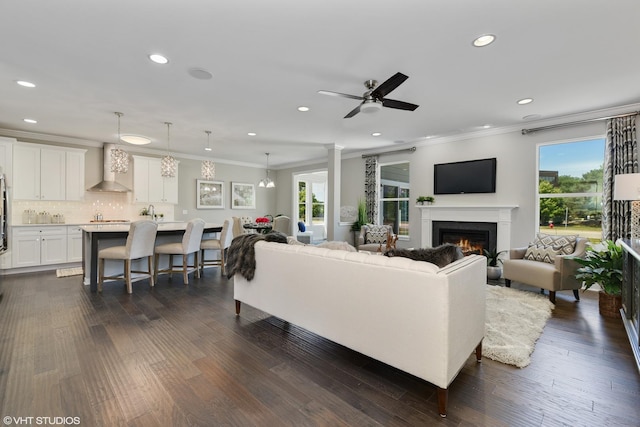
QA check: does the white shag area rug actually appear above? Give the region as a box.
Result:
[484,285,555,368]
[56,267,84,278]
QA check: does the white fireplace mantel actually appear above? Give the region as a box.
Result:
[417,204,518,251]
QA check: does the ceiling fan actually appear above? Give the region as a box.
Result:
[318,72,419,118]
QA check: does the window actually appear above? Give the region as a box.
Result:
[379,162,410,237]
[538,138,605,242]
[295,171,327,240]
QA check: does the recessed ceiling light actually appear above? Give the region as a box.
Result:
[517,98,534,105]
[523,114,542,121]
[205,147,213,152]
[23,118,37,124]
[120,134,151,145]
[188,68,213,80]
[372,132,382,137]
[297,106,310,112]
[482,124,491,129]
[472,34,496,47]
[148,54,169,64]
[248,132,257,136]
[16,80,36,88]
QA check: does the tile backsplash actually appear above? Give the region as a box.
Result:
[11,192,175,224]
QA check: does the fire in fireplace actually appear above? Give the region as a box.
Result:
[432,221,497,256]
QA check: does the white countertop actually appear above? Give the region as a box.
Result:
[79,222,222,233]
[13,220,183,227]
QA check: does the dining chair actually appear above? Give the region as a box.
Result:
[154,218,205,285]
[98,220,158,293]
[200,219,231,275]
[272,215,291,235]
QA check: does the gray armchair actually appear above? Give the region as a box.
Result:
[502,236,589,303]
[357,224,397,253]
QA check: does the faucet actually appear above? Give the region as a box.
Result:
[148,204,155,220]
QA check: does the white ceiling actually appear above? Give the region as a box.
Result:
[1,0,640,168]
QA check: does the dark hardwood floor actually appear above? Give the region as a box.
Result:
[0,270,639,426]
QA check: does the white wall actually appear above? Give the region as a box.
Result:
[5,119,608,238]
[276,121,607,248]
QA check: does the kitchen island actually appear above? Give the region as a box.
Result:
[81,222,222,292]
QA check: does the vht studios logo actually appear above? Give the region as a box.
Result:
[3,416,81,425]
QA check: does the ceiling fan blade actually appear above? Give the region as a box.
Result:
[317,90,363,101]
[344,104,361,118]
[370,72,409,99]
[382,98,419,111]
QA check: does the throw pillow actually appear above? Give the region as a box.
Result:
[524,244,560,264]
[365,226,388,244]
[535,233,578,256]
[298,221,306,232]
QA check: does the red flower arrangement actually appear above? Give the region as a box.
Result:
[255,217,270,223]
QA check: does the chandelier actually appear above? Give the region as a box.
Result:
[110,112,129,173]
[161,122,177,178]
[258,152,275,188]
[201,130,215,179]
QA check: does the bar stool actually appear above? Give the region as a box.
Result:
[98,220,158,294]
[154,218,205,285]
[200,219,230,275]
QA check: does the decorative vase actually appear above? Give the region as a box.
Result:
[487,266,502,280]
[598,291,622,318]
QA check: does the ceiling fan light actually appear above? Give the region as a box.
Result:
[360,100,382,114]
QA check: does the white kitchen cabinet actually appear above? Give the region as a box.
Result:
[13,143,86,201]
[0,137,14,179]
[65,150,86,201]
[12,226,68,267]
[133,155,178,203]
[67,226,83,262]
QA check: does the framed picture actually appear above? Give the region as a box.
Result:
[196,180,224,209]
[231,182,256,209]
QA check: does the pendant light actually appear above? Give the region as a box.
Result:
[161,122,177,177]
[258,152,275,188]
[201,130,215,179]
[110,112,129,173]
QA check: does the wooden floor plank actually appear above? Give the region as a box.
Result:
[0,272,639,426]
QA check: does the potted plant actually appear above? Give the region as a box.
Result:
[575,240,623,318]
[351,199,367,247]
[416,196,435,205]
[483,248,506,280]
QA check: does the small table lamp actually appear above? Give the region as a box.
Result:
[614,173,640,239]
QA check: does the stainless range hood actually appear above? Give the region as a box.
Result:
[86,143,131,193]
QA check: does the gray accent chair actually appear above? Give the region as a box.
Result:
[502,237,589,303]
[357,224,396,253]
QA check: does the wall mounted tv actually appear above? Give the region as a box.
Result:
[434,158,497,194]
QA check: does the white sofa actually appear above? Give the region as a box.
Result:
[233,241,487,417]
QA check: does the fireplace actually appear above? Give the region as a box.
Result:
[433,221,497,256]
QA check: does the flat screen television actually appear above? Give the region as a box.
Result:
[434,158,496,194]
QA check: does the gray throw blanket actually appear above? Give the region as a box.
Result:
[226,231,288,281]
[384,243,464,268]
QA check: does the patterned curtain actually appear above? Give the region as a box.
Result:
[364,156,378,224]
[602,115,638,240]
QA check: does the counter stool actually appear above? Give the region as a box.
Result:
[200,219,230,275]
[98,220,158,294]
[154,218,205,285]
